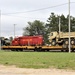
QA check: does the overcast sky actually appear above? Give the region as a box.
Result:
[0,0,75,38]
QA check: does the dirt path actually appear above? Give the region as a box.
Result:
[0,65,75,75]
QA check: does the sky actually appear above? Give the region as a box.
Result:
[0,0,75,38]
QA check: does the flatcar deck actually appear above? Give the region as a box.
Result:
[1,45,75,52]
[1,45,61,49]
[1,45,67,50]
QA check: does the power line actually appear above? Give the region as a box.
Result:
[2,2,70,15]
[3,14,46,20]
[1,2,75,19]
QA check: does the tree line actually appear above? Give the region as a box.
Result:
[23,12,75,43]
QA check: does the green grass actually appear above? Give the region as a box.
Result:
[0,50,75,69]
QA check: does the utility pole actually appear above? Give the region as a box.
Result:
[14,24,16,38]
[59,16,61,33]
[0,10,1,50]
[68,0,71,53]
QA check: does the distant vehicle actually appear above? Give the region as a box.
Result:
[1,38,11,46]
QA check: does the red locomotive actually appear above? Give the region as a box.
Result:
[11,35,44,46]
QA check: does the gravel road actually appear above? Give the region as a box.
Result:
[0,65,75,75]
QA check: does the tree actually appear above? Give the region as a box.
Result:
[46,13,59,32]
[46,12,75,33]
[23,20,46,36]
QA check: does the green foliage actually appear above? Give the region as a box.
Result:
[46,12,75,33]
[46,13,59,32]
[23,20,46,36]
[0,51,75,69]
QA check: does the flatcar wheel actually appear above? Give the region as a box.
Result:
[71,49,74,52]
[61,50,64,52]
[11,49,15,51]
[47,49,49,51]
[16,49,19,51]
[20,49,23,51]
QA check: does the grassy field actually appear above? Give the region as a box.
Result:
[0,50,75,69]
